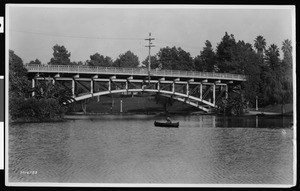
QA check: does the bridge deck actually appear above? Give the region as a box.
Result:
[25,64,246,83]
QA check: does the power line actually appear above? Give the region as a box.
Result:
[10,29,144,41]
[156,38,201,50]
[11,29,202,51]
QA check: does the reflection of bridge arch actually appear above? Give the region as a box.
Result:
[25,64,246,113]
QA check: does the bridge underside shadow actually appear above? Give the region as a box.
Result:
[74,89,213,112]
[31,77,234,113]
[67,78,231,112]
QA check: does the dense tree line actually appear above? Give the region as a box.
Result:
[142,33,292,111]
[15,32,292,119]
[10,50,74,121]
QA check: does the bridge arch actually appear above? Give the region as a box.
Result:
[72,88,214,112]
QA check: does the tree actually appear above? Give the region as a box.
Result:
[265,44,280,70]
[234,41,261,106]
[9,50,75,121]
[215,33,264,108]
[113,50,140,68]
[71,61,84,65]
[254,35,266,56]
[280,39,293,111]
[142,55,160,69]
[194,40,217,72]
[87,53,113,67]
[260,44,281,105]
[216,32,237,72]
[218,91,248,116]
[48,44,71,65]
[194,55,205,72]
[281,39,293,87]
[28,59,42,65]
[9,50,30,99]
[29,80,75,105]
[261,43,291,113]
[9,50,29,120]
[156,46,194,70]
[282,39,293,70]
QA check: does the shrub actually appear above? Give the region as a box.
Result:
[10,98,65,122]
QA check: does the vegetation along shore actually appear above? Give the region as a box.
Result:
[9,33,293,122]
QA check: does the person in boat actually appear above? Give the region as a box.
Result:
[166,116,172,123]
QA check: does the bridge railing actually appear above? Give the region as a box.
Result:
[24,64,247,81]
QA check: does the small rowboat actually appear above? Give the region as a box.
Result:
[154,121,179,128]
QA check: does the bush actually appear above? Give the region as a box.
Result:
[10,98,66,122]
[217,92,248,116]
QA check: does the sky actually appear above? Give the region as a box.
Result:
[7,5,295,65]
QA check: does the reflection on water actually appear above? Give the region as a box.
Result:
[9,115,294,184]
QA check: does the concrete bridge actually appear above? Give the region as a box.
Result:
[25,64,247,112]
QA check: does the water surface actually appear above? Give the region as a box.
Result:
[9,115,294,184]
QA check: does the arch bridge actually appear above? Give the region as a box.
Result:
[25,64,246,113]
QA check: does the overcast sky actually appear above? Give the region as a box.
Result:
[7,5,295,65]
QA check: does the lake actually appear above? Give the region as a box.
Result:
[8,114,294,185]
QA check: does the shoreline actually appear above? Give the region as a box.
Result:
[66,111,293,117]
[9,108,293,123]
[9,118,66,124]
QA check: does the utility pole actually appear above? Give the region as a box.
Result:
[145,33,155,83]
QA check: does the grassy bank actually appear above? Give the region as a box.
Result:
[258,103,293,113]
[248,103,293,115]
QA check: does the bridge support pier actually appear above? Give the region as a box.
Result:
[213,83,216,106]
[31,78,36,97]
[199,83,203,100]
[72,79,75,97]
[90,79,94,94]
[172,81,175,93]
[125,80,128,93]
[225,84,228,99]
[157,80,160,92]
[186,82,189,97]
[108,79,111,92]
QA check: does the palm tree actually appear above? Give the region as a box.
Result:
[265,44,280,70]
[269,44,280,56]
[282,39,292,54]
[281,39,293,109]
[282,39,292,68]
[254,35,266,56]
